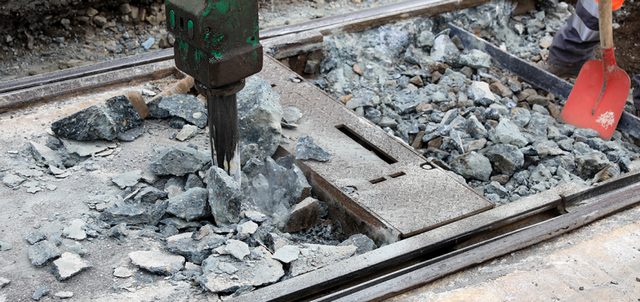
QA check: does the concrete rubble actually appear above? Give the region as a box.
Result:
[52,252,91,281]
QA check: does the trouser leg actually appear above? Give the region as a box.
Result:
[634,75,640,114]
[549,0,600,66]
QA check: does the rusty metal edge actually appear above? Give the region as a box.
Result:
[0,0,489,97]
[326,179,640,302]
[448,23,640,141]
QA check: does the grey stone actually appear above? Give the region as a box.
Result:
[459,49,492,69]
[494,119,528,147]
[437,69,467,92]
[117,126,145,142]
[28,240,61,267]
[272,245,300,264]
[113,267,135,278]
[62,239,87,256]
[467,115,488,139]
[142,37,155,50]
[244,210,268,223]
[295,135,331,162]
[184,174,205,190]
[573,128,600,138]
[284,197,322,233]
[129,250,185,275]
[431,33,460,64]
[485,181,509,198]
[164,177,185,198]
[107,223,128,239]
[199,254,284,294]
[100,200,168,226]
[60,139,115,157]
[207,167,242,224]
[0,277,9,289]
[450,152,492,181]
[282,106,303,125]
[32,285,49,301]
[51,95,143,141]
[339,234,377,255]
[416,30,435,48]
[63,219,87,241]
[2,173,25,189]
[238,76,283,164]
[149,94,207,128]
[526,113,550,137]
[223,239,250,261]
[0,240,13,251]
[576,152,611,179]
[468,81,496,106]
[29,142,64,168]
[150,146,210,176]
[534,140,566,156]
[54,291,74,299]
[237,221,259,237]
[25,231,46,245]
[134,186,168,203]
[176,124,198,141]
[166,232,226,264]
[167,188,209,221]
[484,144,524,176]
[52,252,91,281]
[111,170,142,189]
[291,244,357,277]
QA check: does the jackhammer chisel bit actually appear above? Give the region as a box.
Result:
[166,0,263,182]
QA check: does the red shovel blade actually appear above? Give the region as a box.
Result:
[561,58,631,139]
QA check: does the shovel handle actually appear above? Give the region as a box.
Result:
[599,0,614,49]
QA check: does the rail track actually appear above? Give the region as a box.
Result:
[1,1,640,301]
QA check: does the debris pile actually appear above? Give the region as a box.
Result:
[316,14,640,203]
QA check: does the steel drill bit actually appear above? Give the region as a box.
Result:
[207,93,241,182]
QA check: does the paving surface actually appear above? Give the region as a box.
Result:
[390,204,640,302]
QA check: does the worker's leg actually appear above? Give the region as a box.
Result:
[547,0,600,76]
[634,75,640,115]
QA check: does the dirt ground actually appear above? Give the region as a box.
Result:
[614,0,640,74]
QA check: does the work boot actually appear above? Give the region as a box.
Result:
[539,60,583,79]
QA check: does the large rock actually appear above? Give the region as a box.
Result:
[483,144,525,176]
[100,200,168,226]
[207,167,242,224]
[129,250,185,275]
[28,240,61,267]
[450,152,493,181]
[166,232,226,264]
[199,254,284,294]
[576,152,611,179]
[52,252,91,281]
[166,188,209,221]
[148,94,207,128]
[51,95,143,141]
[150,146,210,176]
[290,244,357,276]
[284,197,322,233]
[238,76,283,164]
[494,119,529,147]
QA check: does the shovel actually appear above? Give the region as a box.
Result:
[560,0,631,139]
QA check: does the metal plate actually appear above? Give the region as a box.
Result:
[261,57,493,241]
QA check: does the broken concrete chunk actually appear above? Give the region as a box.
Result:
[25,231,46,245]
[32,285,49,301]
[339,234,377,255]
[184,174,205,190]
[284,197,322,233]
[176,124,198,141]
[0,277,9,288]
[62,219,87,241]
[150,146,210,176]
[52,252,91,281]
[149,94,208,128]
[272,245,300,264]
[166,232,226,264]
[129,250,185,275]
[223,239,250,261]
[134,186,168,203]
[2,173,25,189]
[244,210,268,223]
[28,240,61,267]
[54,291,74,299]
[199,255,284,294]
[290,244,357,277]
[166,187,209,221]
[51,95,144,141]
[207,167,242,224]
[100,200,168,226]
[295,135,331,162]
[113,266,135,278]
[0,240,13,251]
[29,142,64,168]
[238,76,283,164]
[111,170,143,189]
[117,126,145,142]
[483,144,525,176]
[60,139,116,157]
[237,221,259,238]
